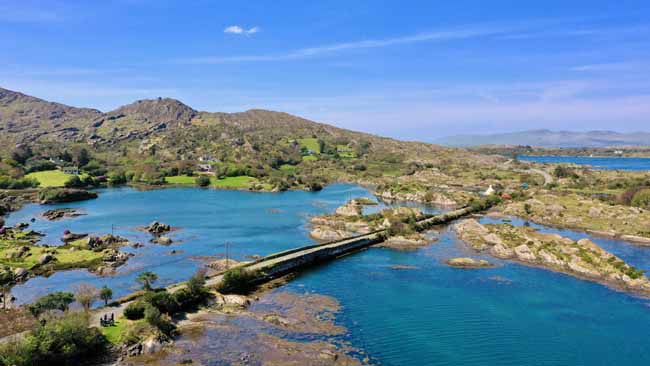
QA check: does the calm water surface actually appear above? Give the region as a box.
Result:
[518,155,650,171]
[6,185,650,365]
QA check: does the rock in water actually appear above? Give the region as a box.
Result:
[446,257,494,269]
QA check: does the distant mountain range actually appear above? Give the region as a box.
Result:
[436,130,650,148]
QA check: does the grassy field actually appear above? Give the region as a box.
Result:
[211,176,257,188]
[100,317,134,344]
[297,138,320,153]
[165,175,196,185]
[302,155,318,162]
[25,169,76,187]
[279,164,297,174]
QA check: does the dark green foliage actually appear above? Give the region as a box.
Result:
[0,176,39,189]
[468,195,502,212]
[63,175,84,188]
[195,175,211,187]
[123,302,146,320]
[0,314,108,366]
[82,161,106,177]
[25,160,56,173]
[144,291,179,315]
[99,286,113,306]
[107,171,127,186]
[172,270,210,310]
[28,292,75,317]
[136,271,158,291]
[10,146,33,165]
[218,267,262,295]
[37,188,97,203]
[144,305,176,336]
[553,165,578,179]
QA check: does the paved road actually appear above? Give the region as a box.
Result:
[501,159,553,185]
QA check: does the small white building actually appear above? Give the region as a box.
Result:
[483,185,495,196]
[62,166,79,175]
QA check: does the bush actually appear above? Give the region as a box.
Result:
[25,160,57,173]
[0,176,40,189]
[28,292,75,317]
[38,188,98,204]
[553,166,577,179]
[64,175,84,188]
[195,175,211,187]
[123,302,146,320]
[107,171,127,186]
[631,189,650,209]
[174,270,210,310]
[0,313,107,366]
[144,291,179,315]
[144,305,176,336]
[218,268,262,295]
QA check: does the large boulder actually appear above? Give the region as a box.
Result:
[38,253,54,265]
[142,337,164,355]
[145,221,171,235]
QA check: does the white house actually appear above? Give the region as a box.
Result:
[483,185,495,196]
[62,166,79,175]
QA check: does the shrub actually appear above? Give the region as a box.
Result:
[174,270,210,310]
[144,291,179,315]
[64,175,84,188]
[195,175,211,187]
[631,189,650,209]
[25,160,57,173]
[28,292,75,317]
[107,171,127,186]
[218,268,262,295]
[0,176,40,189]
[123,302,146,320]
[0,313,107,366]
[144,305,176,336]
[553,165,577,179]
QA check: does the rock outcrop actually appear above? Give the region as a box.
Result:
[446,257,494,269]
[454,219,650,294]
[145,221,171,235]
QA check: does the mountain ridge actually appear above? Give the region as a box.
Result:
[436,129,650,148]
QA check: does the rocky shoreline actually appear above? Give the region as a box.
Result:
[309,200,433,250]
[454,219,650,296]
[117,288,366,366]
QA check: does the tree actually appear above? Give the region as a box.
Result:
[136,271,158,291]
[63,175,84,188]
[28,292,75,317]
[75,148,90,167]
[99,286,113,306]
[74,283,98,312]
[631,189,650,209]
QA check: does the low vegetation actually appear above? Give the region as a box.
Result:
[218,267,263,295]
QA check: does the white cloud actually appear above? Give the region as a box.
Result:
[224,25,260,36]
[183,26,505,64]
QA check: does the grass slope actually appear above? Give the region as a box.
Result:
[25,170,76,187]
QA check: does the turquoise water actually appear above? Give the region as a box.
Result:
[6,186,650,365]
[6,184,384,304]
[518,155,650,171]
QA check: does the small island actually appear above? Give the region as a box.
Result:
[454,219,650,295]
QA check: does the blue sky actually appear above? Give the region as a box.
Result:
[1,0,650,140]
